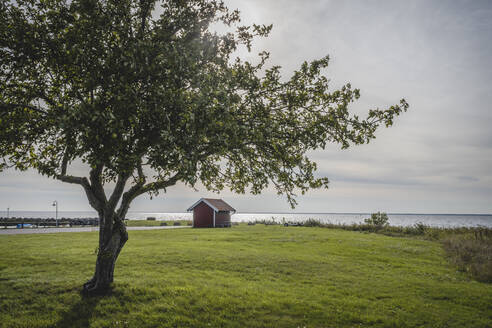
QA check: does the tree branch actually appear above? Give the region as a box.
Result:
[60,148,70,176]
[139,173,181,195]
[117,183,144,219]
[56,174,102,211]
[139,0,153,37]
[107,173,130,212]
[89,164,107,204]
[117,172,181,219]
[38,91,57,109]
[0,102,48,116]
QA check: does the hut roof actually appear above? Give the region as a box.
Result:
[187,198,236,213]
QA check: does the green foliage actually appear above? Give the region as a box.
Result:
[1,227,491,327]
[413,222,427,235]
[301,218,322,227]
[364,212,389,227]
[288,218,492,241]
[0,0,408,209]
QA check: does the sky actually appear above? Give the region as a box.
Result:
[1,0,491,214]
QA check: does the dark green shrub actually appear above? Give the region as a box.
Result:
[147,217,156,221]
[413,222,427,235]
[303,218,322,227]
[364,212,389,227]
[160,221,168,226]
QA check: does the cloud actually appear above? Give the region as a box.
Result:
[457,176,479,182]
[1,0,491,213]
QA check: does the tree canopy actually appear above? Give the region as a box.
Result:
[0,0,408,294]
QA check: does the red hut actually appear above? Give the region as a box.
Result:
[187,198,236,228]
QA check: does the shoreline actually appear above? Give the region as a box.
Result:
[1,210,491,216]
[1,213,491,228]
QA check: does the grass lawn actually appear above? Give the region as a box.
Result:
[125,219,162,227]
[125,219,192,227]
[1,225,491,328]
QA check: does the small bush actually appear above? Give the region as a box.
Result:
[303,218,322,227]
[364,212,389,227]
[173,221,181,226]
[147,217,156,221]
[160,222,168,226]
[413,222,427,235]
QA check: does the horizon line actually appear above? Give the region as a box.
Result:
[1,210,491,216]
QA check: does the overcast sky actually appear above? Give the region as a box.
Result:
[1,0,491,214]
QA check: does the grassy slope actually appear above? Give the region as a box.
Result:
[0,226,491,328]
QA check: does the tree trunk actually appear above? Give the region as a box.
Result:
[83,215,128,296]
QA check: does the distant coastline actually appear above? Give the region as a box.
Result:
[233,212,492,216]
[1,211,491,228]
[1,210,491,216]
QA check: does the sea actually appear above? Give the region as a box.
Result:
[1,211,491,228]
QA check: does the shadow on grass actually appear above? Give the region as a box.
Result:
[55,292,102,328]
[54,283,136,328]
[55,286,133,328]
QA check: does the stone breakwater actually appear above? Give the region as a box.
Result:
[0,217,99,227]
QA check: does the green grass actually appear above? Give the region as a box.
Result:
[125,219,161,227]
[125,219,192,227]
[1,226,491,327]
[281,219,492,282]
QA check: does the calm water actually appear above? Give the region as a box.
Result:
[1,211,491,228]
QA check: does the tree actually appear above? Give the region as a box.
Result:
[0,0,408,295]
